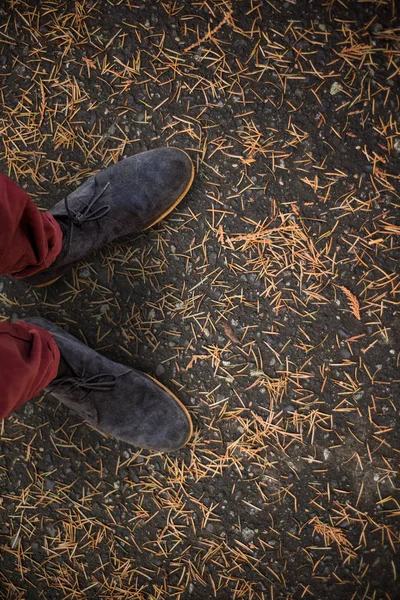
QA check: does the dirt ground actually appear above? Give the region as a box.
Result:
[0,0,399,598]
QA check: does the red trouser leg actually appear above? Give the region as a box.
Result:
[0,321,60,419]
[0,173,63,277]
[0,174,62,417]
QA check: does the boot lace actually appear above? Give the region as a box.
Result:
[64,181,111,245]
[53,373,117,401]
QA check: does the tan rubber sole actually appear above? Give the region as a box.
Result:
[35,150,194,288]
[144,149,195,230]
[145,373,194,450]
[35,275,62,288]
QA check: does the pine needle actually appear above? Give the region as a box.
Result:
[339,286,361,320]
[184,5,233,53]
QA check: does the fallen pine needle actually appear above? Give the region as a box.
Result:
[339,286,361,321]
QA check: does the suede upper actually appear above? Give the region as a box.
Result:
[23,148,193,285]
[25,317,192,452]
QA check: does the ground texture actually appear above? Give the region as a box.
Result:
[0,0,399,599]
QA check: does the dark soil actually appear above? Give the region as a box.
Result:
[0,0,399,599]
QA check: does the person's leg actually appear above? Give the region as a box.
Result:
[1,149,193,286]
[0,321,60,419]
[0,317,192,452]
[0,173,63,278]
[16,148,194,286]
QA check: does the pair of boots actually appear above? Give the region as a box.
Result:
[16,148,194,453]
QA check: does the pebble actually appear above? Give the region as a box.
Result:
[155,364,165,377]
[45,524,56,537]
[241,527,255,543]
[78,267,91,278]
[323,448,331,461]
[23,404,34,416]
[330,81,344,95]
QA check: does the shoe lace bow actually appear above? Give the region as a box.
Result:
[64,181,111,244]
[55,373,117,396]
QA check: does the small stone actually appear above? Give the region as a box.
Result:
[78,267,91,278]
[241,527,255,543]
[0,282,4,293]
[323,448,331,461]
[45,524,56,537]
[330,81,344,95]
[250,369,265,377]
[155,364,165,377]
[23,404,34,416]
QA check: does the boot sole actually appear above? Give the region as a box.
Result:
[35,275,62,288]
[144,149,195,230]
[145,373,194,450]
[35,150,194,288]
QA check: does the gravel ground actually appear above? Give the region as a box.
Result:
[0,1,399,599]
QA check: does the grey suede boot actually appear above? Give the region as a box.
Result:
[23,147,194,286]
[25,318,193,452]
